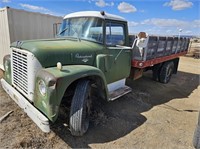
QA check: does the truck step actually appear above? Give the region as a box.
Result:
[109,85,132,101]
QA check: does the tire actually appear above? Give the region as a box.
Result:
[70,80,91,136]
[193,124,200,149]
[152,64,161,81]
[159,62,174,84]
[152,70,159,81]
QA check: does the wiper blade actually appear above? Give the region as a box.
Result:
[58,27,68,35]
[58,27,81,42]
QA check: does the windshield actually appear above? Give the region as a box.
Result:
[57,17,103,43]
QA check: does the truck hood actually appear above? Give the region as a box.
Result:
[11,38,104,67]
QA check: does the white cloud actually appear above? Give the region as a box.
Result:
[110,2,114,6]
[141,18,188,28]
[95,0,106,7]
[140,19,200,32]
[166,29,172,33]
[118,2,137,13]
[185,30,192,34]
[164,0,193,10]
[128,21,139,27]
[2,0,11,3]
[193,20,200,28]
[139,10,145,13]
[19,3,49,11]
[128,18,200,35]
[88,0,95,3]
[95,0,114,7]
[19,3,63,16]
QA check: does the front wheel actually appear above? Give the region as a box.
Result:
[193,124,200,149]
[69,80,91,136]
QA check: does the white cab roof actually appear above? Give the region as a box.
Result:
[64,11,126,22]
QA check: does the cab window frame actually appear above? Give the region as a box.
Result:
[104,20,126,47]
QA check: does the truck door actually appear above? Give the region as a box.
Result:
[104,21,131,83]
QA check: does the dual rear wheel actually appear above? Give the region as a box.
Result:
[153,61,174,84]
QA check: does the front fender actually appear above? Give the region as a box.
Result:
[34,65,108,122]
[3,55,12,84]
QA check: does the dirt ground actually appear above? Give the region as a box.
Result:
[0,56,200,149]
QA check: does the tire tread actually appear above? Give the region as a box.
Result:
[193,124,200,149]
[159,62,174,84]
[70,80,90,136]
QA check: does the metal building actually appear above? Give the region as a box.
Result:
[0,7,62,70]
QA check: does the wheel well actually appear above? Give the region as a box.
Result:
[152,58,179,74]
[171,58,179,74]
[151,58,179,82]
[57,75,107,124]
[60,75,107,106]
[161,58,179,74]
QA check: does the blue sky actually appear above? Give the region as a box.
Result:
[0,0,199,36]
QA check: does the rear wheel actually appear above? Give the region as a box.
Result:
[69,80,92,136]
[152,64,161,81]
[159,62,174,84]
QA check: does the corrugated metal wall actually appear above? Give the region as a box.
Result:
[7,8,62,42]
[0,7,11,69]
[0,7,63,70]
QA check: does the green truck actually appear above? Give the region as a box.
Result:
[1,11,190,136]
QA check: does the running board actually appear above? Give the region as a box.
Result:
[109,85,132,101]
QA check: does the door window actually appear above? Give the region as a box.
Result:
[106,22,125,46]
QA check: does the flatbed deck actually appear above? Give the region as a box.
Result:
[129,35,190,68]
[132,51,187,68]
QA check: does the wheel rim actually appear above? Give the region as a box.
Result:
[166,67,172,81]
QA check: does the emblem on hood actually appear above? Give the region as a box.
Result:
[82,58,89,63]
[75,53,92,59]
[75,53,92,63]
[16,41,23,48]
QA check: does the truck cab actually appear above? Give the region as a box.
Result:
[2,11,132,136]
[57,11,132,84]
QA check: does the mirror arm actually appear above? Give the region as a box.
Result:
[114,49,124,62]
[132,38,138,49]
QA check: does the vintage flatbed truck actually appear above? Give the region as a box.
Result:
[1,11,190,136]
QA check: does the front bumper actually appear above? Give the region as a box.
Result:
[1,79,50,133]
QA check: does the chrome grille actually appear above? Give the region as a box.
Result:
[12,49,28,95]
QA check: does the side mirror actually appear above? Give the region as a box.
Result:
[136,32,149,48]
[53,23,61,37]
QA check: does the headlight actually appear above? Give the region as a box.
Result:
[38,80,47,96]
[5,60,9,71]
